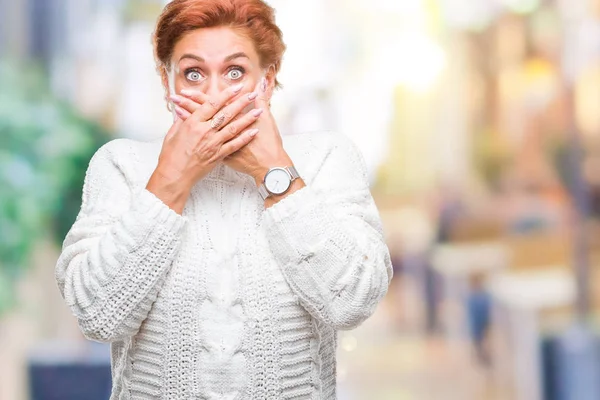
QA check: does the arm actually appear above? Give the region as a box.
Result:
[262,133,393,330]
[55,140,187,343]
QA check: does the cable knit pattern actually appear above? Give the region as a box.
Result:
[55,131,392,399]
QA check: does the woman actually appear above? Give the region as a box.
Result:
[55,0,392,398]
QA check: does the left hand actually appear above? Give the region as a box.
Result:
[173,78,292,185]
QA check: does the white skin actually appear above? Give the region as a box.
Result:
[147,26,305,214]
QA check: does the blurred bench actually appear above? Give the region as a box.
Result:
[489,268,576,400]
[28,340,111,400]
[504,233,571,271]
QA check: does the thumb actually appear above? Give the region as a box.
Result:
[165,116,183,142]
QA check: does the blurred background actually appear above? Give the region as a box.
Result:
[1,0,600,399]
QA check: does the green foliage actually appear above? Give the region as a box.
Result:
[0,61,111,314]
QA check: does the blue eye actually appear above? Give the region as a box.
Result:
[185,70,203,82]
[227,68,244,80]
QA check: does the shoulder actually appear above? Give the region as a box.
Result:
[80,137,162,215]
[90,136,161,172]
[283,130,367,186]
[91,137,160,165]
[85,137,162,191]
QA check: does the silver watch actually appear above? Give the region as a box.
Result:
[258,166,300,200]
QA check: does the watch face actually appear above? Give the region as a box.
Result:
[265,168,291,195]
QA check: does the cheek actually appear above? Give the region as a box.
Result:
[165,68,180,95]
[245,70,263,89]
[173,79,186,95]
[172,73,198,94]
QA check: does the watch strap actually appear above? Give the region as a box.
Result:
[287,165,300,180]
[258,184,270,201]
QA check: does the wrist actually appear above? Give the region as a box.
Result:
[253,153,294,187]
[146,168,192,214]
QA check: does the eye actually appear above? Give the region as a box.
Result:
[226,67,244,81]
[185,69,203,82]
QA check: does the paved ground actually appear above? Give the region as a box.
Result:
[337,278,509,400]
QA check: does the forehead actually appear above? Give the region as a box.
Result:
[173,26,259,62]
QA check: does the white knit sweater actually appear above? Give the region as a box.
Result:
[55,130,392,400]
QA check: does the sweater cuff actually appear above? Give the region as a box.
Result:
[132,189,187,232]
[265,185,313,223]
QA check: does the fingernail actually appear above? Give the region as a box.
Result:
[252,108,264,117]
[170,95,182,104]
[175,105,186,117]
[248,128,259,137]
[180,89,193,96]
[260,77,268,93]
[232,83,244,93]
[248,91,258,101]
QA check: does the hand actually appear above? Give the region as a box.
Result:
[146,84,263,214]
[223,77,293,185]
[177,78,291,185]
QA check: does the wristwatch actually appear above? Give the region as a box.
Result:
[258,166,300,200]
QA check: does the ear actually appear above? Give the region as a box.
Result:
[260,65,277,106]
[160,66,172,111]
[267,64,277,82]
[160,67,169,90]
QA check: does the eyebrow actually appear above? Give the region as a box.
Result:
[178,52,250,63]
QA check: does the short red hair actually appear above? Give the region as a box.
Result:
[152,0,286,88]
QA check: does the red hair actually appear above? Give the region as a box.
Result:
[152,0,286,88]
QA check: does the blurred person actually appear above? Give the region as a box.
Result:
[466,272,491,366]
[434,183,465,244]
[420,184,466,335]
[54,0,392,399]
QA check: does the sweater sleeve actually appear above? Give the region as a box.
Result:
[263,133,393,330]
[55,140,187,343]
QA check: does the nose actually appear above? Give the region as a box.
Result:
[204,77,227,98]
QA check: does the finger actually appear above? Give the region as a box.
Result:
[165,117,183,142]
[174,105,191,120]
[217,107,263,142]
[219,128,259,158]
[208,89,259,132]
[179,89,209,105]
[170,94,201,115]
[191,83,244,122]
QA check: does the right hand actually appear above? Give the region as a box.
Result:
[146,83,263,214]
